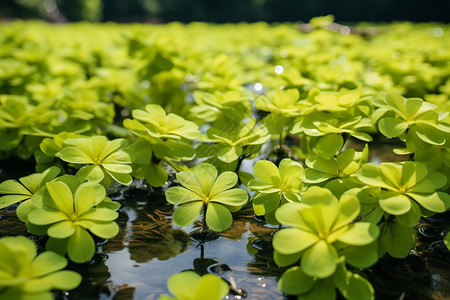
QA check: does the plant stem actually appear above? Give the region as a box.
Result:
[201,203,208,233]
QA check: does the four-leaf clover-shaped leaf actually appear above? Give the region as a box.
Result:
[165,163,248,232]
[27,178,120,263]
[247,159,303,218]
[0,235,82,300]
[273,186,379,278]
[56,135,133,186]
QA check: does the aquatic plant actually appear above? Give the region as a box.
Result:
[0,235,82,299]
[374,93,450,152]
[273,186,379,278]
[196,118,269,165]
[278,258,374,300]
[124,103,200,161]
[247,158,303,223]
[26,177,120,263]
[165,163,248,232]
[56,135,133,186]
[355,161,450,257]
[159,271,229,300]
[0,166,60,213]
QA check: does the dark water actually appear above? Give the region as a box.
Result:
[1,142,450,299]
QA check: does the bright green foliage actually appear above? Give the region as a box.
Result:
[291,91,374,142]
[374,93,450,152]
[0,166,60,210]
[27,177,120,263]
[296,134,344,160]
[124,104,200,161]
[278,259,374,300]
[256,89,308,135]
[197,118,269,164]
[377,218,416,258]
[356,161,449,219]
[158,271,229,300]
[190,90,252,125]
[56,135,133,186]
[292,113,373,142]
[165,163,248,232]
[0,166,61,225]
[0,236,82,299]
[355,161,450,258]
[302,146,368,197]
[348,187,417,258]
[126,138,168,187]
[34,132,86,172]
[247,159,303,220]
[273,186,379,278]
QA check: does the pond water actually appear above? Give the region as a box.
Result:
[1,140,450,299]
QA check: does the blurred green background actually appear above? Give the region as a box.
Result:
[1,0,449,23]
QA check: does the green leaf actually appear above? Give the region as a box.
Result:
[301,240,338,278]
[252,192,280,216]
[273,251,302,267]
[209,171,238,196]
[47,221,76,239]
[0,194,29,209]
[305,156,338,176]
[167,271,200,299]
[67,227,95,263]
[205,202,233,232]
[145,163,168,187]
[252,160,281,187]
[272,228,319,255]
[28,210,68,225]
[395,200,421,226]
[57,146,93,164]
[166,186,202,205]
[341,272,375,300]
[0,179,31,196]
[275,202,310,230]
[172,201,203,227]
[106,170,133,185]
[80,208,119,221]
[176,170,203,195]
[102,163,132,174]
[29,251,67,278]
[408,192,450,213]
[378,118,408,137]
[383,222,415,258]
[77,165,104,183]
[193,273,230,300]
[209,188,247,207]
[43,270,82,290]
[194,163,218,195]
[415,124,445,145]
[45,181,74,215]
[333,191,360,229]
[302,168,335,183]
[356,163,392,190]
[278,266,315,295]
[342,244,379,269]
[73,183,97,215]
[315,134,344,158]
[379,191,411,215]
[337,222,379,245]
[78,220,119,239]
